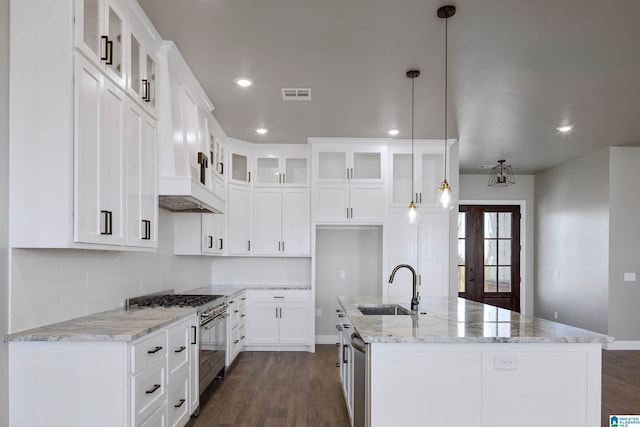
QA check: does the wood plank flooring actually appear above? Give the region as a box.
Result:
[188,347,640,427]
[186,345,350,427]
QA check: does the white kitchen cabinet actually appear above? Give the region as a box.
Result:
[386,208,450,299]
[245,290,310,348]
[128,24,157,116]
[8,314,199,427]
[126,99,158,248]
[228,146,252,186]
[252,188,310,256]
[9,0,159,250]
[389,143,444,208]
[173,213,224,256]
[254,154,309,187]
[311,142,386,224]
[226,184,252,255]
[74,54,126,245]
[226,291,247,366]
[74,0,127,88]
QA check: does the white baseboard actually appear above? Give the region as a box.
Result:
[604,340,640,350]
[316,334,338,345]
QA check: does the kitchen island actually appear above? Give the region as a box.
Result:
[337,296,611,427]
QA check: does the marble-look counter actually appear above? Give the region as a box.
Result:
[338,296,612,344]
[184,284,311,296]
[4,305,196,342]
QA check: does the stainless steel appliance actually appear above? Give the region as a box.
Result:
[126,291,228,397]
[350,331,367,427]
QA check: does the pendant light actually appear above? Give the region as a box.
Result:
[435,5,456,210]
[407,69,420,224]
[488,160,516,187]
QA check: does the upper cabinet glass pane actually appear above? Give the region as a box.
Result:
[318,152,346,179]
[106,5,123,76]
[284,158,308,184]
[145,54,156,108]
[256,158,279,184]
[353,152,380,179]
[82,0,100,56]
[420,153,442,205]
[231,153,248,182]
[392,153,411,204]
[130,35,141,95]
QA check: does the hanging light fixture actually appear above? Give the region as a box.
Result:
[406,69,420,224]
[488,160,516,187]
[435,5,456,210]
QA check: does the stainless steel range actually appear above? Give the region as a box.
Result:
[127,291,228,398]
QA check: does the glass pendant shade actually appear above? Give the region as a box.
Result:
[436,179,454,210]
[408,201,418,224]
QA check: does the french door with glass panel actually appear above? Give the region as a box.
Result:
[458,205,521,312]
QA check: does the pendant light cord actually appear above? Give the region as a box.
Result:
[443,14,448,181]
[411,75,415,201]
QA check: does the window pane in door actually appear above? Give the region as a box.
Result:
[498,212,512,238]
[458,212,466,238]
[484,212,497,238]
[498,240,511,266]
[458,240,466,266]
[498,267,511,292]
[484,267,497,292]
[458,266,465,292]
[484,240,497,265]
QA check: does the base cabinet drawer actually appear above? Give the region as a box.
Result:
[132,360,166,424]
[168,367,190,427]
[139,405,167,427]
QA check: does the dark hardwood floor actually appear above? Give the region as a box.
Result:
[187,345,350,427]
[602,350,640,426]
[188,347,640,427]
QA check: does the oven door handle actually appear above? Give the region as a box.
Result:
[201,313,228,330]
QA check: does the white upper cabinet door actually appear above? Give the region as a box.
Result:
[75,0,127,88]
[314,184,350,223]
[315,151,348,182]
[226,184,252,255]
[229,150,251,186]
[127,26,157,116]
[389,144,444,208]
[74,55,126,245]
[281,189,311,256]
[252,188,283,255]
[314,148,383,183]
[181,88,209,187]
[254,155,309,187]
[125,100,157,248]
[348,184,385,223]
[418,153,443,207]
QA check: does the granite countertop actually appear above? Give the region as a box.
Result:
[338,296,613,344]
[184,284,311,296]
[4,305,197,342]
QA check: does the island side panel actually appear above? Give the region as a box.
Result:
[369,342,601,427]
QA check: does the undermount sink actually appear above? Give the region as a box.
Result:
[357,304,413,316]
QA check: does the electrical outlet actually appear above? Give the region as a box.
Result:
[315,308,322,317]
[339,270,345,279]
[624,272,637,282]
[554,312,558,320]
[553,270,560,279]
[494,355,518,370]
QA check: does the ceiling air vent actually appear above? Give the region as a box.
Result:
[281,88,311,100]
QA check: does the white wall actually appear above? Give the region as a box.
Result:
[315,227,382,337]
[459,174,535,315]
[534,149,609,334]
[8,210,213,332]
[608,147,640,340]
[1,0,10,423]
[210,257,311,286]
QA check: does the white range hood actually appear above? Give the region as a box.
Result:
[156,41,226,215]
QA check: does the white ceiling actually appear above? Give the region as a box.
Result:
[138,0,640,173]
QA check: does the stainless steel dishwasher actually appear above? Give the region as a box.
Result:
[350,331,367,427]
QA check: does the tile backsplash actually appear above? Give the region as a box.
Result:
[8,210,212,332]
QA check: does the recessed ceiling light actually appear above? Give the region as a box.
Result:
[388,129,399,136]
[556,124,574,133]
[234,77,253,87]
[255,128,268,135]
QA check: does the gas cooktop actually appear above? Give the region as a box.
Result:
[127,292,225,308]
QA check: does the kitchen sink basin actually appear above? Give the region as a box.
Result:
[357,304,413,316]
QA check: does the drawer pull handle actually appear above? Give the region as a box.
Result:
[174,398,186,408]
[273,296,285,299]
[241,314,245,318]
[241,335,245,339]
[228,301,234,304]
[146,384,161,394]
[147,346,163,354]
[174,346,186,353]
[234,310,239,313]
[234,340,239,344]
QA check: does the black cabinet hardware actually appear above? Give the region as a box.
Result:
[145,384,161,394]
[147,346,162,354]
[100,210,113,235]
[174,399,186,408]
[174,346,186,353]
[142,219,151,240]
[197,152,208,185]
[191,326,197,344]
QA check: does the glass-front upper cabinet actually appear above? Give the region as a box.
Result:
[389,145,443,207]
[254,153,309,187]
[314,146,383,182]
[75,0,126,88]
[229,151,251,186]
[128,26,157,115]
